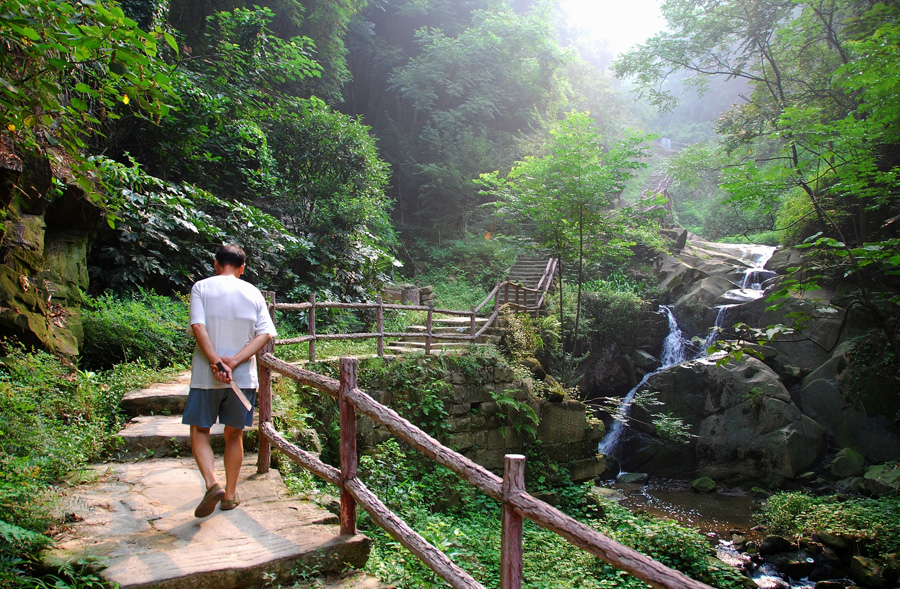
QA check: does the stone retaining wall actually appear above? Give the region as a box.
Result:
[358,363,605,482]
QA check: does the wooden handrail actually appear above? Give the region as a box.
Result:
[255,352,714,589]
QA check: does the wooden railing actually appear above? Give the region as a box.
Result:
[254,349,713,589]
[274,258,558,362]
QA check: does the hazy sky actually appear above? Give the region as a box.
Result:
[557,0,666,55]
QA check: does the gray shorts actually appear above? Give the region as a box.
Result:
[182,387,256,429]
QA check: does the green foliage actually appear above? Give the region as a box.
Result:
[597,390,696,444]
[758,492,900,558]
[579,287,644,349]
[500,306,543,361]
[80,288,192,370]
[88,157,306,294]
[0,0,176,199]
[406,233,519,292]
[775,187,818,246]
[388,6,570,235]
[842,331,900,428]
[359,357,455,438]
[617,0,900,255]
[92,4,397,304]
[480,111,654,364]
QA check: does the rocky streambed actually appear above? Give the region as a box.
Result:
[583,231,900,589]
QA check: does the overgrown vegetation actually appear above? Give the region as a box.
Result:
[348,441,747,588]
[758,492,900,560]
[80,289,193,370]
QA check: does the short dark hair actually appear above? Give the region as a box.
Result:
[215,244,246,268]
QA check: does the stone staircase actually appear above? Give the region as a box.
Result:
[46,372,390,589]
[384,315,503,355]
[499,256,554,310]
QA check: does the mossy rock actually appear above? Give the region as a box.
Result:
[691,476,717,493]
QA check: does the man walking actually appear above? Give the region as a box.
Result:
[183,244,276,517]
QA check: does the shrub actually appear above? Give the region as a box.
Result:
[580,286,644,349]
[80,289,193,370]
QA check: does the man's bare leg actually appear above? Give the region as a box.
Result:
[223,426,244,501]
[190,425,218,490]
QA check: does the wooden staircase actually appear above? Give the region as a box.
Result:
[45,372,389,589]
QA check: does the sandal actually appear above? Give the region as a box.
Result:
[220,494,241,511]
[194,483,225,518]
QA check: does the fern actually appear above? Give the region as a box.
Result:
[0,519,50,551]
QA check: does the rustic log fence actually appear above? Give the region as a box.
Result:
[254,349,713,589]
[272,258,558,362]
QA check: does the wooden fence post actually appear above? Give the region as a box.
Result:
[501,454,525,589]
[425,306,433,355]
[309,293,316,363]
[377,295,384,358]
[504,282,509,309]
[494,281,501,315]
[339,357,359,536]
[257,291,276,474]
[470,306,476,340]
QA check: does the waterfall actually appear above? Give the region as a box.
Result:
[598,306,687,459]
[660,305,686,366]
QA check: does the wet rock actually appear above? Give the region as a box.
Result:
[691,476,717,493]
[617,472,648,485]
[618,357,826,484]
[850,556,886,588]
[815,532,849,552]
[830,448,866,478]
[884,553,899,585]
[631,349,661,371]
[760,535,795,556]
[785,558,816,579]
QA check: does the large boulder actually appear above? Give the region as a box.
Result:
[798,342,900,463]
[617,356,826,485]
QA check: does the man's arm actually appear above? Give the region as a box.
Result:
[191,323,232,383]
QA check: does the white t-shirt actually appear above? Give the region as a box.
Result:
[189,274,277,389]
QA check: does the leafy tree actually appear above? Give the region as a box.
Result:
[478,111,651,360]
[0,0,176,199]
[389,6,570,236]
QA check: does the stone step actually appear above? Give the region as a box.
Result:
[407,325,504,338]
[430,316,489,326]
[114,415,258,459]
[45,455,371,589]
[120,371,191,417]
[383,343,490,355]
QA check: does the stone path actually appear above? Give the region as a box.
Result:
[45,372,391,589]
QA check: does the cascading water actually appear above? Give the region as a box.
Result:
[598,306,687,459]
[703,245,777,350]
